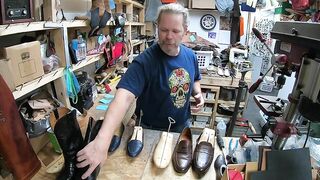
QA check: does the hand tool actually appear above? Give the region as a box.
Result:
[216,133,228,164]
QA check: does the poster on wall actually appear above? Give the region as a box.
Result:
[208,32,217,39]
[218,16,231,44]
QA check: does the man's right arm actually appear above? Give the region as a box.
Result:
[76,88,136,179]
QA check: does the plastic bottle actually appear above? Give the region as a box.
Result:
[76,35,86,61]
[217,120,226,137]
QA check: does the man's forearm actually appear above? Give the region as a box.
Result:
[95,88,135,147]
[192,80,202,97]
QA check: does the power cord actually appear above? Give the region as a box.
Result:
[303,120,311,148]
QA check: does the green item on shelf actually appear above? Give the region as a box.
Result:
[275,2,292,15]
[47,128,62,154]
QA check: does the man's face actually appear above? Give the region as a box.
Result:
[158,13,186,56]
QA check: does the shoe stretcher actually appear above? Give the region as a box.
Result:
[153,117,176,168]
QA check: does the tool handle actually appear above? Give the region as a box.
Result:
[248,122,257,134]
[217,134,225,150]
[249,78,263,93]
[252,28,266,43]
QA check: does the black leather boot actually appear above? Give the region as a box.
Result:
[80,117,103,180]
[54,110,84,180]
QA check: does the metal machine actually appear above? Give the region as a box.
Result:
[250,21,320,150]
[270,21,320,149]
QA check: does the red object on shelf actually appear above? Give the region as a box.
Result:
[161,0,177,4]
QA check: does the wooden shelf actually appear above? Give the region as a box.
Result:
[12,54,102,100]
[0,20,89,37]
[71,54,103,72]
[191,124,210,129]
[129,22,145,26]
[200,72,252,87]
[132,39,145,46]
[12,67,64,100]
[191,111,212,117]
[215,112,232,118]
[218,100,246,106]
[190,98,215,104]
[121,0,144,8]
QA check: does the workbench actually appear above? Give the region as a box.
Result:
[32,127,229,179]
[29,82,240,180]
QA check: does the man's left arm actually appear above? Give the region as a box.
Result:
[191,80,204,113]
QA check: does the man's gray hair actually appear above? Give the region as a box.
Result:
[156,3,189,27]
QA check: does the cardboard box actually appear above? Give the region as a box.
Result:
[191,0,215,9]
[0,41,44,90]
[0,59,15,90]
[222,162,258,180]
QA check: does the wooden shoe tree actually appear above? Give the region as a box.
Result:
[153,132,173,169]
[131,110,143,141]
[153,117,176,169]
[130,126,143,141]
[198,128,215,146]
[114,123,124,136]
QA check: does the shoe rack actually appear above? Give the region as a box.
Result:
[190,71,252,129]
[0,0,146,105]
[190,85,220,130]
[115,0,146,62]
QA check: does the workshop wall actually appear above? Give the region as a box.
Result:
[188,9,248,51]
[60,0,91,20]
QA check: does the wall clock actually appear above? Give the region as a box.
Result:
[200,14,216,30]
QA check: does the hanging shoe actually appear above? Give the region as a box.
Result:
[92,0,105,17]
[172,127,193,173]
[90,10,111,37]
[88,8,100,37]
[127,126,144,157]
[108,123,125,153]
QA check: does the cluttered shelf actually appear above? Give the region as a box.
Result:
[200,71,252,87]
[12,54,103,100]
[121,0,144,8]
[191,111,212,117]
[218,100,246,106]
[0,19,146,37]
[190,98,215,104]
[0,20,89,37]
[131,39,145,47]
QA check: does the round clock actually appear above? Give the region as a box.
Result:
[200,14,216,31]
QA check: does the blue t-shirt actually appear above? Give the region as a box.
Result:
[117,43,201,130]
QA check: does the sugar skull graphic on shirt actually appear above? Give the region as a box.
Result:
[168,68,190,108]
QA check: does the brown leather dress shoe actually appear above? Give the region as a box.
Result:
[172,127,192,173]
[192,128,215,177]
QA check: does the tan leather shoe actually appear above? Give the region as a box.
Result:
[153,132,174,168]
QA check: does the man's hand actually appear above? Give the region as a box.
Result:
[191,92,204,113]
[76,137,108,179]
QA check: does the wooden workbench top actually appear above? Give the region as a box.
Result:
[29,82,239,180]
[31,125,240,180]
